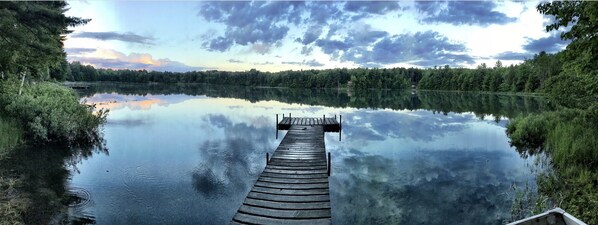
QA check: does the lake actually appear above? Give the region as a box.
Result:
[63,83,550,224]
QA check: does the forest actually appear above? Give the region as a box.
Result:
[64,53,558,94]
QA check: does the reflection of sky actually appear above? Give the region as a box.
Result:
[326,109,536,225]
[71,91,536,225]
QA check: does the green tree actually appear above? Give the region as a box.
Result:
[0,2,88,92]
[538,1,598,75]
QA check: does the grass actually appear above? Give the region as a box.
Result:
[506,104,598,224]
[0,116,23,158]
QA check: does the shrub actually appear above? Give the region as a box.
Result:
[0,81,107,146]
[0,116,23,157]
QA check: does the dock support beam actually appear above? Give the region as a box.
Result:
[339,114,342,141]
[327,152,331,176]
[276,114,278,139]
[266,152,269,165]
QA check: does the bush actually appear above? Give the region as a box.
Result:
[506,115,549,151]
[543,74,598,108]
[0,81,107,146]
[0,116,23,157]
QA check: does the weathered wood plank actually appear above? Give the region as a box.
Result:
[232,124,332,224]
[251,186,329,195]
[267,161,328,167]
[238,205,331,219]
[248,192,329,202]
[254,181,329,189]
[265,165,327,171]
[264,168,328,174]
[233,212,331,225]
[258,176,328,184]
[244,198,330,210]
[261,172,329,179]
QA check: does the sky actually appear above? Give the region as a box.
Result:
[63,0,570,72]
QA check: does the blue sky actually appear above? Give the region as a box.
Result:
[64,1,570,72]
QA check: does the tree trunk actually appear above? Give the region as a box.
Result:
[18,72,25,95]
[1,71,3,79]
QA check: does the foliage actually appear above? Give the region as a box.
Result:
[0,2,88,79]
[0,81,107,146]
[0,176,28,225]
[418,53,562,93]
[507,104,598,223]
[66,63,419,89]
[510,182,550,222]
[537,1,598,75]
[0,116,22,157]
[543,73,598,108]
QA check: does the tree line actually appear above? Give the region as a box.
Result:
[61,52,563,94]
[418,52,562,92]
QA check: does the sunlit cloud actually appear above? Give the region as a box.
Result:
[67,48,206,72]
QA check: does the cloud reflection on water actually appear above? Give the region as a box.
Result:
[191,114,277,217]
[67,85,542,225]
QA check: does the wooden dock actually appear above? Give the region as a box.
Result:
[277,116,341,132]
[231,116,341,225]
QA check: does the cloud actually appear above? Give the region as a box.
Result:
[67,48,205,72]
[344,1,401,16]
[315,39,352,55]
[281,61,301,65]
[304,59,324,67]
[523,33,570,53]
[316,27,474,67]
[228,59,243,63]
[253,61,274,65]
[281,59,324,67]
[300,46,314,55]
[70,31,155,44]
[206,36,233,51]
[368,31,474,66]
[65,47,96,55]
[299,25,323,45]
[198,1,302,51]
[415,1,516,26]
[197,1,402,52]
[494,33,570,61]
[493,51,532,61]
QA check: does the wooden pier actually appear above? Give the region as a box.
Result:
[231,116,341,225]
[277,114,341,132]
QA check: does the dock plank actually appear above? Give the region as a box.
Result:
[232,123,332,224]
[238,205,331,219]
[233,212,331,225]
[244,198,330,210]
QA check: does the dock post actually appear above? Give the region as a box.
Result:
[276,114,279,139]
[339,115,342,141]
[327,152,331,176]
[323,115,325,125]
[290,113,291,119]
[266,152,269,165]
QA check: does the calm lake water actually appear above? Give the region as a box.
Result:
[64,83,550,224]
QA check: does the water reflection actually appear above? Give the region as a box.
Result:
[50,83,549,224]
[79,83,552,118]
[327,107,535,224]
[192,114,274,199]
[330,148,533,225]
[0,144,106,225]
